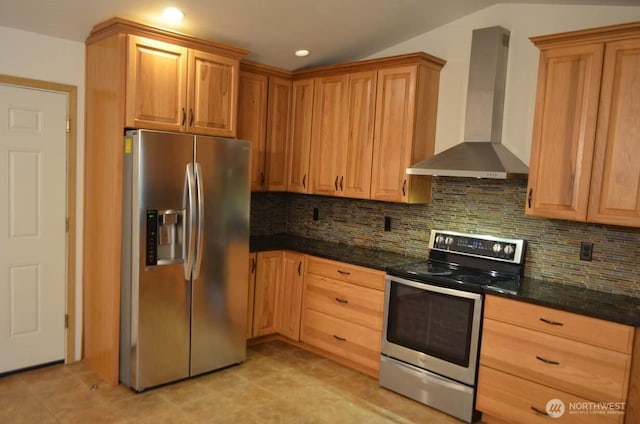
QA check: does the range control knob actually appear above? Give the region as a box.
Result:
[435,235,444,244]
[492,243,502,253]
[503,245,515,256]
[445,236,454,246]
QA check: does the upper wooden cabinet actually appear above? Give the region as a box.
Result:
[527,22,640,227]
[287,79,314,193]
[238,63,292,192]
[126,34,240,137]
[371,64,441,203]
[310,71,377,199]
[296,53,445,203]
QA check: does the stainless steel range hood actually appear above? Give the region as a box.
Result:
[407,26,528,179]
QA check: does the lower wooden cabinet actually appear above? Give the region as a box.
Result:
[300,256,385,374]
[252,251,282,337]
[478,295,633,424]
[277,251,305,341]
[247,253,257,338]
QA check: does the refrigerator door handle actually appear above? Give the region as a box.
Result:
[193,162,205,280]
[184,163,197,280]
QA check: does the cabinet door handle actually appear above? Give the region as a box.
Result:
[302,174,306,189]
[539,317,563,326]
[251,258,256,273]
[339,176,344,191]
[528,188,533,208]
[260,172,265,187]
[334,176,339,191]
[181,108,186,126]
[189,108,194,126]
[297,262,302,276]
[337,270,351,276]
[536,355,560,365]
[530,406,549,416]
[402,179,407,196]
[333,335,346,342]
[335,297,349,304]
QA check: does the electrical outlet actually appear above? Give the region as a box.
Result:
[313,207,319,221]
[384,216,391,232]
[580,242,593,261]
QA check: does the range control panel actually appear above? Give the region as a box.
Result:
[429,230,525,264]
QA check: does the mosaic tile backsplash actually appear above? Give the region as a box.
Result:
[251,178,640,298]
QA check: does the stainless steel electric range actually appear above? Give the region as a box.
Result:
[380,230,526,423]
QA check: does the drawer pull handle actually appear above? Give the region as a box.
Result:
[335,297,349,304]
[540,317,564,326]
[333,335,346,342]
[536,355,560,365]
[530,406,549,416]
[337,270,351,276]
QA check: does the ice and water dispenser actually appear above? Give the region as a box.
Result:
[145,209,185,266]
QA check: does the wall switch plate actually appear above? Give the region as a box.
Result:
[313,207,319,221]
[384,216,391,232]
[580,242,593,261]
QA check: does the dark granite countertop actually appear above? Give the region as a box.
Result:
[250,234,418,272]
[486,278,640,327]
[251,234,640,327]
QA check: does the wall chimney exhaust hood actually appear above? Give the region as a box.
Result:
[407,26,528,179]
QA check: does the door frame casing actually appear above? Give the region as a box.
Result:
[0,74,77,364]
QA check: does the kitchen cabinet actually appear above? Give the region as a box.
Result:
[126,34,239,137]
[276,252,305,341]
[252,251,282,337]
[526,22,640,227]
[370,64,441,203]
[477,295,634,423]
[309,72,377,198]
[247,253,257,338]
[238,63,292,191]
[287,79,314,193]
[83,17,247,384]
[295,53,444,203]
[238,70,268,191]
[300,256,385,375]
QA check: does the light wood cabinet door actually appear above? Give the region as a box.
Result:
[276,252,304,341]
[187,50,239,137]
[238,71,268,191]
[253,251,282,337]
[287,79,314,193]
[126,35,188,131]
[343,71,377,199]
[310,75,349,196]
[526,44,604,221]
[588,37,640,227]
[247,253,257,338]
[265,77,292,191]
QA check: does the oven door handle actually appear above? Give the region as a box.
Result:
[386,275,482,301]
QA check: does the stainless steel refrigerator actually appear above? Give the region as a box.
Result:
[119,129,250,391]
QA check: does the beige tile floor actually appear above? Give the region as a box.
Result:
[0,340,462,423]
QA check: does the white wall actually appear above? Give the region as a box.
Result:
[366,4,640,164]
[0,25,85,361]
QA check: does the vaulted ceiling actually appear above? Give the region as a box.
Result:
[0,0,637,70]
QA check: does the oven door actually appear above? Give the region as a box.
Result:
[381,275,482,386]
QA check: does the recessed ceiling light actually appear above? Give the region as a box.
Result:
[162,7,184,24]
[294,49,310,57]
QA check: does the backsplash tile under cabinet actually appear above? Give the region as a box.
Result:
[250,192,287,236]
[282,178,640,298]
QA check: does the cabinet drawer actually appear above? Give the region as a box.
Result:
[481,318,631,402]
[301,308,381,371]
[484,295,634,354]
[304,273,383,331]
[478,366,624,424]
[306,256,385,291]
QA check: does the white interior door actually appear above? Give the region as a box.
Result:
[0,84,67,373]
